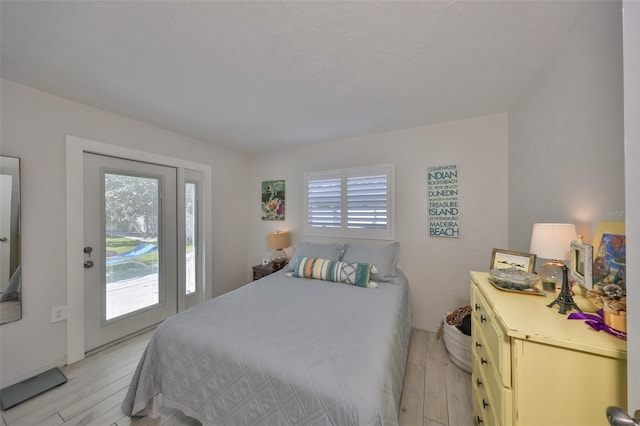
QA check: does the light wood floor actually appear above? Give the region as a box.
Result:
[1,328,472,426]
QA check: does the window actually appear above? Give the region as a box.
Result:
[304,165,394,239]
[184,170,203,298]
[185,181,197,295]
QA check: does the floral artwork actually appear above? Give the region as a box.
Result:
[261,180,284,221]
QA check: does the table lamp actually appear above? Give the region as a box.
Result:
[529,223,581,314]
[267,230,290,268]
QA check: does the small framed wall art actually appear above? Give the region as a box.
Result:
[490,248,537,273]
[261,180,285,221]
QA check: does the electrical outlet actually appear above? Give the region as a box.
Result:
[51,305,68,323]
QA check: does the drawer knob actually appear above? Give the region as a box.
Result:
[477,415,484,424]
[475,303,480,311]
[483,399,489,409]
[475,341,482,348]
[476,378,483,387]
[481,357,488,365]
[480,314,487,323]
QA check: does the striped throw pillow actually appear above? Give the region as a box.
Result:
[290,256,376,288]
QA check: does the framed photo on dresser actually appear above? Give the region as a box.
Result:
[490,248,536,273]
[570,239,593,288]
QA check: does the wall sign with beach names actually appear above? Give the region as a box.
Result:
[427,164,460,238]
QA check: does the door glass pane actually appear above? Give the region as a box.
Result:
[185,182,196,295]
[104,173,160,321]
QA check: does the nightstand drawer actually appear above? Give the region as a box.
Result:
[472,286,511,388]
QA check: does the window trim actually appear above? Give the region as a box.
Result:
[303,164,394,240]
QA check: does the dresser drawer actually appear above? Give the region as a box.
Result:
[471,286,511,387]
[471,376,497,426]
[472,346,512,425]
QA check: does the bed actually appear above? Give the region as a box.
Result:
[122,242,411,425]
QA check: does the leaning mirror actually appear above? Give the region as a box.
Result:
[0,156,21,324]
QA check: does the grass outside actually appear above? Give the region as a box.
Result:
[107,236,158,265]
[105,235,194,283]
[106,236,158,282]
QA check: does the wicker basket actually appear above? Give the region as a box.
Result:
[442,313,472,373]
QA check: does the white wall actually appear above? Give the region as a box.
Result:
[0,79,251,386]
[508,0,625,251]
[248,114,509,332]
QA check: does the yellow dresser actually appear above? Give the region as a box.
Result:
[470,271,627,426]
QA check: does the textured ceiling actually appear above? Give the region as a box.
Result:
[0,1,589,154]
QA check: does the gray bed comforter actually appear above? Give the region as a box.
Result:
[122,269,412,425]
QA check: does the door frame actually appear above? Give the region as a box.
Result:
[65,135,212,364]
[624,0,639,409]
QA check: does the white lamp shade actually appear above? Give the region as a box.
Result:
[529,223,577,261]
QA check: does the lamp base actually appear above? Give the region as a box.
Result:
[547,264,582,315]
[538,259,564,292]
[271,249,287,267]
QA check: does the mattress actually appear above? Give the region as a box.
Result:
[122,268,412,425]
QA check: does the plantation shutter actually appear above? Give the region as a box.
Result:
[304,165,393,238]
[305,174,342,229]
[347,173,388,230]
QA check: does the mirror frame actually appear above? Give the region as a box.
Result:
[0,155,22,324]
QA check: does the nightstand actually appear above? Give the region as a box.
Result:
[252,262,286,281]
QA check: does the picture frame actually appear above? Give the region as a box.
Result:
[591,221,625,287]
[261,180,285,221]
[490,248,537,273]
[570,239,593,288]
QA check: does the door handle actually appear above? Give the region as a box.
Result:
[0,237,7,242]
[606,406,640,425]
[84,246,94,268]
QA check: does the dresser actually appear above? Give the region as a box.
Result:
[470,271,627,426]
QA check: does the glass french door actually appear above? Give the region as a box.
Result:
[83,153,177,352]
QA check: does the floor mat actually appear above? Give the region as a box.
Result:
[0,367,67,410]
